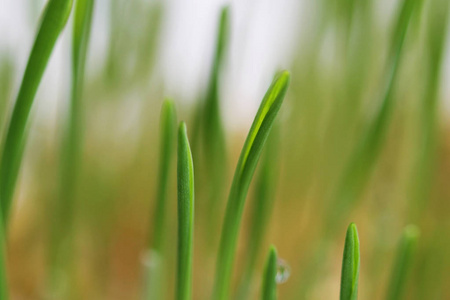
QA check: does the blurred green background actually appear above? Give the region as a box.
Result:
[1,0,450,299]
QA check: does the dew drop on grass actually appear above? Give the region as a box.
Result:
[275,258,291,284]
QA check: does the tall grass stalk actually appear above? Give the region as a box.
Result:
[261,246,278,300]
[212,71,290,300]
[386,225,419,300]
[408,0,449,221]
[297,1,419,297]
[0,0,73,222]
[176,122,194,300]
[197,6,229,242]
[340,223,360,300]
[236,124,280,300]
[327,0,420,230]
[145,99,176,300]
[47,0,93,295]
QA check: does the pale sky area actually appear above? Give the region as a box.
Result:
[1,0,449,130]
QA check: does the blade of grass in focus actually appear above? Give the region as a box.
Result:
[386,225,419,300]
[212,71,290,300]
[236,123,280,300]
[144,99,176,300]
[0,0,73,223]
[261,246,277,300]
[340,223,360,300]
[176,122,195,300]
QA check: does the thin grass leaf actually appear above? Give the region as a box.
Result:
[176,122,194,300]
[202,6,230,239]
[145,99,176,300]
[409,0,449,220]
[54,0,94,248]
[212,71,290,300]
[261,246,278,300]
[327,0,420,231]
[236,124,280,300]
[0,0,73,222]
[340,223,360,300]
[386,225,420,300]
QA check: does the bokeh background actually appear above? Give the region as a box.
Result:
[1,0,450,299]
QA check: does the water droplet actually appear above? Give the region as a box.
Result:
[275,258,291,284]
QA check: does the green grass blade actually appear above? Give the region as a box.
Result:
[328,0,420,229]
[236,124,280,300]
[176,122,195,300]
[340,223,360,300]
[386,225,420,300]
[261,246,277,300]
[212,71,290,300]
[55,0,94,245]
[144,99,176,300]
[202,6,230,236]
[409,0,449,220]
[0,0,73,222]
[152,99,177,251]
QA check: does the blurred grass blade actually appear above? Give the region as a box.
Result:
[145,99,176,300]
[386,225,419,300]
[202,6,230,237]
[409,0,449,220]
[0,0,73,222]
[54,0,94,251]
[261,246,277,300]
[340,223,360,300]
[212,71,290,300]
[151,99,177,251]
[328,0,420,228]
[176,122,195,300]
[236,124,280,300]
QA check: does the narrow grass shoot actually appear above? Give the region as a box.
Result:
[212,71,290,300]
[408,0,449,220]
[176,122,195,300]
[386,225,419,300]
[201,6,230,239]
[261,246,278,300]
[0,0,73,222]
[340,223,360,300]
[236,124,280,300]
[47,0,93,293]
[145,99,176,300]
[327,0,420,231]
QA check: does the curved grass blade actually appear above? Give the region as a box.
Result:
[212,71,290,300]
[386,225,419,300]
[0,0,73,222]
[236,124,280,300]
[340,223,360,300]
[327,0,420,232]
[176,122,195,300]
[145,99,176,300]
[261,246,277,300]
